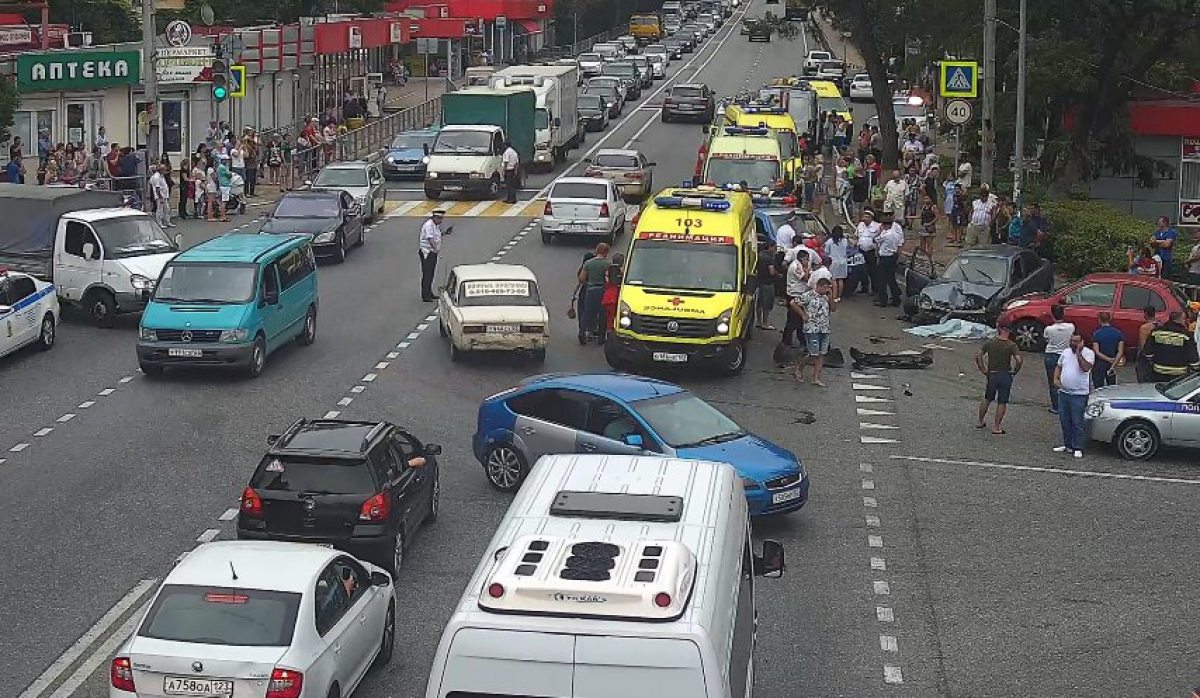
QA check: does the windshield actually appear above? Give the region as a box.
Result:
[434,130,492,155]
[589,78,622,90]
[139,585,299,647]
[766,212,825,239]
[632,16,658,25]
[941,256,1008,285]
[551,182,609,199]
[818,97,847,114]
[647,45,666,54]
[579,53,601,63]
[458,279,541,307]
[633,392,745,448]
[809,52,831,61]
[604,63,637,77]
[705,158,780,189]
[535,109,550,130]
[312,167,367,188]
[274,195,339,218]
[595,153,640,168]
[579,95,604,111]
[1160,372,1200,400]
[92,217,177,259]
[154,263,257,304]
[672,86,705,99]
[595,45,618,56]
[390,133,436,151]
[625,238,739,292]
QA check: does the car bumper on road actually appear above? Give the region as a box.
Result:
[383,162,426,179]
[425,177,492,196]
[541,219,615,237]
[456,334,547,353]
[583,116,607,131]
[236,524,392,564]
[311,238,346,257]
[534,149,555,166]
[606,334,738,368]
[1085,414,1121,444]
[663,106,710,121]
[617,181,650,197]
[746,476,810,516]
[115,289,152,314]
[137,340,254,368]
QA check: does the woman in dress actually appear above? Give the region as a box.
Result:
[824,225,849,301]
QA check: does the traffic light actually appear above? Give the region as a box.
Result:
[212,57,229,101]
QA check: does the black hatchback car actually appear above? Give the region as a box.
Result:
[260,190,365,263]
[237,419,441,574]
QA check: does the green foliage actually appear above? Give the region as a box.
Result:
[0,78,19,144]
[1041,199,1152,278]
[749,12,799,39]
[162,0,382,27]
[48,0,139,45]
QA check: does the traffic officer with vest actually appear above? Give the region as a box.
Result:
[1142,310,1199,382]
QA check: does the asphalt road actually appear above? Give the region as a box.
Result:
[3,4,1199,697]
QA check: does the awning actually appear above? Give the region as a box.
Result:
[515,19,542,34]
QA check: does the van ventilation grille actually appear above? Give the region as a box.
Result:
[561,542,619,581]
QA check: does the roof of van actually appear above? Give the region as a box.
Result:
[727,107,798,133]
[707,133,781,157]
[808,80,843,97]
[174,233,309,263]
[445,455,743,635]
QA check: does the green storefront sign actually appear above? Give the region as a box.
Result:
[17,50,141,93]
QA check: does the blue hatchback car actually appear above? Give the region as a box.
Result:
[473,373,809,516]
[383,128,440,180]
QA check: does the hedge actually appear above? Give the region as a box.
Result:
[1041,200,1152,279]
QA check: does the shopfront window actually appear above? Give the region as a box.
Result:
[161,101,184,154]
[66,103,99,148]
[11,110,54,159]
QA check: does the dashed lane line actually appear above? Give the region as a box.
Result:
[890,454,1200,486]
[218,508,238,521]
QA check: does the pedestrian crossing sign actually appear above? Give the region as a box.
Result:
[229,64,246,98]
[939,61,978,98]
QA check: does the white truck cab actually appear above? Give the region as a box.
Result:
[425,455,786,698]
[424,124,508,199]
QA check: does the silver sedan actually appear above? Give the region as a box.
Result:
[539,177,628,244]
[1085,372,1200,460]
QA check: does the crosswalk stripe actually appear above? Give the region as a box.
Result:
[463,200,496,217]
[447,200,478,216]
[482,200,514,216]
[383,199,545,218]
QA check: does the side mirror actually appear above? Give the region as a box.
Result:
[266,434,280,445]
[370,571,391,587]
[425,443,443,456]
[174,233,183,248]
[623,433,644,448]
[303,179,312,187]
[753,539,786,577]
[263,289,280,306]
[82,242,96,260]
[423,143,430,155]
[647,161,657,167]
[0,305,11,315]
[407,456,427,468]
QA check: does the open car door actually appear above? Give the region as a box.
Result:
[900,246,937,316]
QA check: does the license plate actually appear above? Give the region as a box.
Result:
[772,488,802,504]
[167,348,203,358]
[164,677,234,697]
[443,185,463,191]
[486,324,519,334]
[566,223,588,232]
[652,352,689,363]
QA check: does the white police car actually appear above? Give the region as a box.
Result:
[0,268,58,360]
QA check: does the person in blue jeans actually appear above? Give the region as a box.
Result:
[572,251,596,344]
[1041,304,1075,413]
[577,243,611,344]
[1090,311,1125,387]
[1053,333,1095,458]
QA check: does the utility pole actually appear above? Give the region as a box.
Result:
[980,0,996,187]
[1012,0,1028,207]
[141,0,159,166]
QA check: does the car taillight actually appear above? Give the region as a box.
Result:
[266,668,303,698]
[584,167,601,177]
[664,97,675,105]
[240,487,263,517]
[110,657,135,692]
[626,172,643,180]
[599,202,610,217]
[359,492,391,522]
[519,325,545,333]
[543,201,553,216]
[631,212,640,229]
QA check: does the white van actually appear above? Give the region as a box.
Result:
[424,454,786,698]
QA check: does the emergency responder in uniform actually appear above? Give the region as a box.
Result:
[502,140,520,204]
[419,209,452,302]
[1142,310,1199,382]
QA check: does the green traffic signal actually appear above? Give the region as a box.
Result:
[213,84,228,101]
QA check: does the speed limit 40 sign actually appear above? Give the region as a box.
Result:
[944,99,974,125]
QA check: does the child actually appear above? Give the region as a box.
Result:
[267,139,283,185]
[791,277,837,387]
[1128,244,1162,277]
[919,195,937,255]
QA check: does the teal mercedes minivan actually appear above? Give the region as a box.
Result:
[136,234,318,378]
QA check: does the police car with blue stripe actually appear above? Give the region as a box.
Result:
[0,267,59,359]
[1085,372,1200,460]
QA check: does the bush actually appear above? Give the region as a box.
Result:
[1041,199,1151,278]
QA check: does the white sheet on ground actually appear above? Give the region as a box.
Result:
[904,319,996,340]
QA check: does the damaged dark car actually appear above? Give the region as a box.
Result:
[900,245,1053,325]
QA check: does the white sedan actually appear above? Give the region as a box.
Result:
[438,263,548,363]
[0,268,58,360]
[539,176,628,244]
[848,73,873,101]
[110,541,394,698]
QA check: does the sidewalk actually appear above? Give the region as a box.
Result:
[811,13,864,68]
[382,78,446,112]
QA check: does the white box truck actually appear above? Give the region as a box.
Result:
[490,64,583,170]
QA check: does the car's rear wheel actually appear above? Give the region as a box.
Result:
[297,306,317,346]
[389,528,405,575]
[1115,420,1160,461]
[1011,319,1046,352]
[371,604,395,670]
[38,313,55,350]
[85,289,117,328]
[484,443,527,492]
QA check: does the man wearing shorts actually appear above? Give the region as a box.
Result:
[975,324,1023,434]
[790,277,836,387]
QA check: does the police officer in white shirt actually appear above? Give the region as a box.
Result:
[419,209,452,301]
[874,211,904,307]
[775,211,798,250]
[501,140,520,203]
[854,210,880,294]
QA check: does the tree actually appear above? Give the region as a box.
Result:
[161,0,383,27]
[0,77,19,144]
[48,0,139,44]
[748,11,802,40]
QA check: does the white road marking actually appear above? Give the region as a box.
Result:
[883,666,904,684]
[33,428,53,437]
[861,479,875,490]
[463,200,494,217]
[386,200,426,218]
[890,455,1200,486]
[855,395,892,403]
[425,314,437,322]
[375,361,389,370]
[868,535,884,548]
[857,407,895,416]
[880,635,898,652]
[323,410,341,419]
[406,332,420,340]
[78,401,94,409]
[386,352,400,359]
[876,606,894,622]
[363,373,378,382]
[850,372,881,379]
[10,443,29,452]
[852,383,890,391]
[861,436,900,444]
[218,508,238,521]
[56,413,75,423]
[865,514,880,527]
[48,603,146,698]
[859,422,900,430]
[97,388,115,396]
[398,341,411,349]
[490,255,502,261]
[873,581,891,595]
[863,496,877,508]
[19,578,157,698]
[860,463,873,472]
[196,528,220,543]
[118,376,134,384]
[0,458,5,466]
[337,397,353,406]
[416,323,429,331]
[502,204,532,217]
[496,249,508,256]
[351,385,366,394]
[871,557,887,571]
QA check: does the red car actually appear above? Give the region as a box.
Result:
[996,273,1194,352]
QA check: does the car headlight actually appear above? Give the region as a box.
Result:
[716,308,732,335]
[219,328,250,343]
[619,301,633,328]
[427,172,438,179]
[741,476,760,491]
[469,171,485,179]
[314,231,336,243]
[138,327,156,341]
[130,274,155,291]
[421,155,430,164]
[386,156,396,163]
[918,294,933,311]
[1085,401,1106,418]
[958,295,984,310]
[1005,299,1030,310]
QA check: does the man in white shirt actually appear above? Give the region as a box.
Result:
[419,209,452,302]
[775,212,798,250]
[1041,303,1076,413]
[501,140,520,203]
[149,163,174,228]
[854,210,880,295]
[1053,332,1095,458]
[964,185,995,248]
[873,212,904,306]
[782,252,811,346]
[882,170,907,216]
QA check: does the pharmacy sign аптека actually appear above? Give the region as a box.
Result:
[17,50,142,92]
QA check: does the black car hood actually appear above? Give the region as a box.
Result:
[260,217,340,236]
[923,279,1003,306]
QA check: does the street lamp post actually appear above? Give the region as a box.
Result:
[1012,0,1028,207]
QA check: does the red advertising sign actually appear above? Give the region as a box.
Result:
[638,231,735,244]
[1180,200,1200,226]
[1183,137,1200,159]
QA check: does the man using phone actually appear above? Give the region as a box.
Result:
[1053,332,1094,458]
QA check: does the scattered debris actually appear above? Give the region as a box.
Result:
[850,347,935,370]
[793,410,817,425]
[904,319,996,341]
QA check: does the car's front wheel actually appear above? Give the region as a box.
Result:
[37,313,55,350]
[1011,319,1046,352]
[484,443,528,492]
[1115,420,1160,461]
